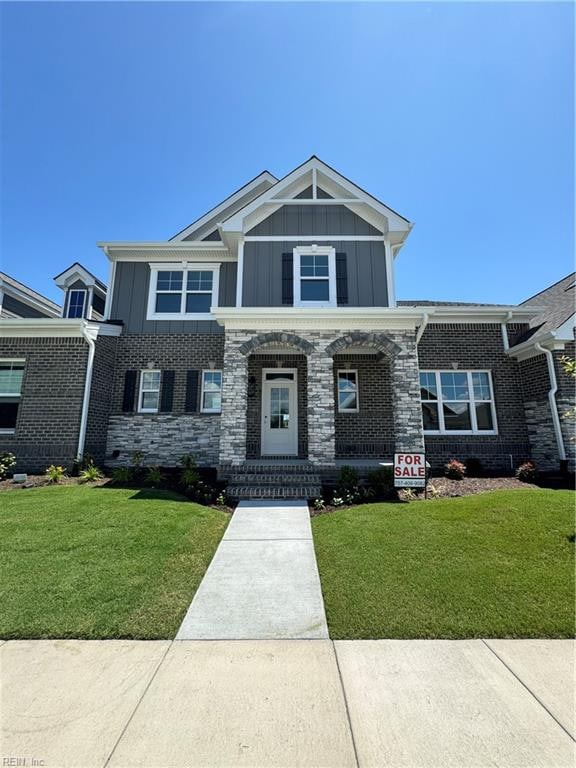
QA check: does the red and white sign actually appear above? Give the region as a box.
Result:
[394,453,426,487]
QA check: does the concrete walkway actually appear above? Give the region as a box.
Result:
[176,500,328,640]
[2,639,574,767]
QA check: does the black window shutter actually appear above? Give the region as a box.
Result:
[282,253,294,305]
[185,370,199,412]
[122,370,137,412]
[336,252,348,305]
[160,370,175,412]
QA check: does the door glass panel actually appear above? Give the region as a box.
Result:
[270,386,289,429]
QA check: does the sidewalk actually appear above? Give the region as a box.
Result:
[176,500,328,640]
[2,638,574,767]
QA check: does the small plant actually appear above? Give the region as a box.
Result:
[131,451,144,468]
[331,495,344,507]
[111,467,132,484]
[516,461,538,483]
[337,465,359,493]
[402,487,418,501]
[145,466,164,487]
[179,454,200,487]
[313,498,326,511]
[216,491,228,507]
[366,466,396,500]
[444,459,466,480]
[79,463,104,483]
[426,483,442,499]
[0,451,16,480]
[464,457,484,477]
[45,464,66,484]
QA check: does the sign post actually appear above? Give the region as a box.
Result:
[394,452,427,492]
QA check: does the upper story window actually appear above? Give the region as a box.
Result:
[147,263,220,320]
[293,246,336,307]
[67,289,86,318]
[0,359,24,432]
[420,370,497,435]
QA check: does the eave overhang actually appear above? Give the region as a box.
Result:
[0,318,123,339]
[98,242,233,262]
[506,330,571,361]
[212,306,540,332]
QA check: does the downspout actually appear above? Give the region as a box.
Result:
[416,311,430,344]
[500,311,513,351]
[535,342,566,463]
[77,321,96,462]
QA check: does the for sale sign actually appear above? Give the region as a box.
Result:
[394,453,426,488]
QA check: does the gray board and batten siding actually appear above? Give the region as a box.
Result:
[110,261,237,334]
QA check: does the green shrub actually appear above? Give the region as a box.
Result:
[313,498,326,511]
[79,464,104,483]
[111,467,132,484]
[366,466,396,500]
[0,452,16,480]
[445,459,466,480]
[45,465,66,484]
[516,461,537,483]
[145,466,164,487]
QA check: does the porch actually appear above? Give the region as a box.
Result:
[218,329,424,471]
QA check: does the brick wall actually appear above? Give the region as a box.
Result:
[0,337,88,472]
[418,324,530,471]
[84,336,119,463]
[333,354,394,457]
[105,333,225,466]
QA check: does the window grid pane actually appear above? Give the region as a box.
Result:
[420,370,495,433]
[0,362,24,395]
[68,291,85,318]
[338,372,358,411]
[202,371,222,411]
[301,280,329,301]
[154,269,215,316]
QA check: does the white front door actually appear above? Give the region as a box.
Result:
[261,369,298,456]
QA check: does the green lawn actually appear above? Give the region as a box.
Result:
[0,485,228,639]
[312,489,575,639]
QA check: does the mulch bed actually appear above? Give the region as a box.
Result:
[0,475,107,492]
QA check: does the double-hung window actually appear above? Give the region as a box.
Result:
[420,370,497,434]
[201,370,222,413]
[138,370,161,413]
[337,370,359,412]
[147,263,220,320]
[293,246,336,307]
[67,290,86,318]
[0,360,25,432]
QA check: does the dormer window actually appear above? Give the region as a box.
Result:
[67,289,86,318]
[147,263,220,320]
[293,246,336,307]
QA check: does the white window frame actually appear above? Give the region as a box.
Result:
[146,263,220,321]
[337,369,359,413]
[0,358,25,434]
[420,370,498,435]
[293,245,336,308]
[201,369,223,414]
[66,289,86,319]
[138,369,161,413]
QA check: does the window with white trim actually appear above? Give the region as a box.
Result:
[0,359,25,432]
[147,264,220,320]
[420,370,497,434]
[337,370,359,412]
[293,246,336,307]
[138,370,161,413]
[201,370,222,413]
[67,289,86,318]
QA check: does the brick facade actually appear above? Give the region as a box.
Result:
[0,336,88,472]
[418,323,531,471]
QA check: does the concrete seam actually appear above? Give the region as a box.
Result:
[481,639,575,743]
[103,640,174,767]
[331,641,361,768]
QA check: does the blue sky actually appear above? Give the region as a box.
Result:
[1,2,573,305]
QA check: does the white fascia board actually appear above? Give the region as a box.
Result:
[53,264,102,290]
[212,307,425,331]
[0,318,122,339]
[425,306,543,323]
[506,329,571,361]
[169,172,278,242]
[98,242,234,262]
[220,158,412,237]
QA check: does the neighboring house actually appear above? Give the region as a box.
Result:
[0,271,61,319]
[0,157,573,492]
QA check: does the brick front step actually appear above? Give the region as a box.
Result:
[227,485,322,500]
[228,473,321,486]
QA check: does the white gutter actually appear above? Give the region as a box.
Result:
[77,322,97,462]
[415,311,430,344]
[500,310,513,351]
[535,342,566,462]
